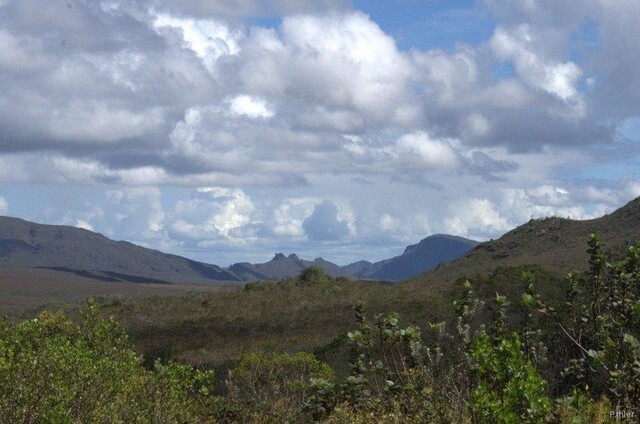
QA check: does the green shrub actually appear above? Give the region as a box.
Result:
[0,300,215,423]
[227,351,334,422]
[298,266,332,287]
[555,389,614,423]
[470,332,552,423]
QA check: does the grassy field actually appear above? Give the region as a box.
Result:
[83,265,563,379]
[1,263,566,371]
[0,265,238,319]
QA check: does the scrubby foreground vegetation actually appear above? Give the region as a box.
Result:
[2,234,640,422]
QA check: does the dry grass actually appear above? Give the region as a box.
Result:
[0,265,235,319]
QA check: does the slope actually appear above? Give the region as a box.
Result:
[410,197,640,285]
[0,216,240,284]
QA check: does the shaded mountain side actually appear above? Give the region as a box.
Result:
[367,235,479,281]
[0,216,240,284]
[342,235,479,281]
[409,197,640,286]
[228,253,349,280]
[340,260,388,277]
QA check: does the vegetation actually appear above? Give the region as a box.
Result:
[0,300,216,422]
[227,351,334,422]
[1,235,639,422]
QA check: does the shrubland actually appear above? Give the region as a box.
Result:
[1,234,639,422]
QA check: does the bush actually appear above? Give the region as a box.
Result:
[227,351,334,422]
[470,332,552,423]
[0,300,215,423]
[298,266,332,287]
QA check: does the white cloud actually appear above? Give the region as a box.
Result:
[302,200,350,241]
[0,28,49,71]
[1,0,639,265]
[463,113,492,138]
[627,180,640,199]
[413,48,480,108]
[392,132,461,169]
[153,13,242,75]
[74,219,94,231]
[380,213,400,232]
[490,24,585,116]
[228,95,275,119]
[501,188,607,222]
[525,185,570,206]
[47,102,166,143]
[108,187,165,235]
[204,187,255,238]
[272,197,318,237]
[584,186,620,204]
[241,12,416,125]
[444,198,511,238]
[170,187,257,244]
[0,197,8,215]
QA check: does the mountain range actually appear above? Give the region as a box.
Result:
[0,216,477,285]
[226,234,478,282]
[3,196,639,290]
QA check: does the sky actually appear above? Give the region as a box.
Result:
[1,0,639,266]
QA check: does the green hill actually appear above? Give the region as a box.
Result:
[409,196,640,285]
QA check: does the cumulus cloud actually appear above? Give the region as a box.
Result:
[153,13,242,76]
[302,200,350,241]
[169,187,258,245]
[239,12,417,129]
[0,1,627,183]
[108,187,166,236]
[272,197,317,237]
[444,198,511,239]
[392,132,461,169]
[490,24,584,110]
[1,0,639,264]
[228,95,275,119]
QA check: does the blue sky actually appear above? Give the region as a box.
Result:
[0,0,639,266]
[355,0,494,51]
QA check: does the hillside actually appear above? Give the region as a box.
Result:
[0,216,240,284]
[368,235,478,281]
[410,196,640,285]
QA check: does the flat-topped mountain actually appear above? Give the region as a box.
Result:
[342,234,479,281]
[410,196,640,285]
[0,216,240,284]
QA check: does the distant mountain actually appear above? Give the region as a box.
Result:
[342,235,479,281]
[227,234,478,282]
[0,216,240,284]
[410,197,640,285]
[340,260,387,278]
[0,215,479,286]
[228,253,348,280]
